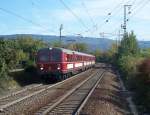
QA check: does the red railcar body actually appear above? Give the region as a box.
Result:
[36,47,95,80]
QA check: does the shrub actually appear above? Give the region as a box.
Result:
[134,59,150,112]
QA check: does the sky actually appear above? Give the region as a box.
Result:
[0,0,150,41]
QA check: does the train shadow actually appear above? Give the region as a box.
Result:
[10,69,57,87]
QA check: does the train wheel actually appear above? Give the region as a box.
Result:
[63,74,66,80]
[66,73,69,79]
[64,74,68,80]
[57,75,62,82]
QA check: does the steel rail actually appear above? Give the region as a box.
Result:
[74,71,105,115]
[0,69,92,112]
[0,84,42,100]
[38,69,105,115]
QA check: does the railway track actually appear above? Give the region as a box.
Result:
[0,84,47,107]
[0,69,96,115]
[35,69,105,115]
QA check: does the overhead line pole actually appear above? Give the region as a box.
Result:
[59,24,63,45]
[123,5,131,36]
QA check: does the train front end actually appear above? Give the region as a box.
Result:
[36,48,63,77]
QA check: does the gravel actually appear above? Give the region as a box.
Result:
[80,68,131,115]
[0,69,96,114]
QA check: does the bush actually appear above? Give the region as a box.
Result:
[117,55,139,78]
[133,59,150,113]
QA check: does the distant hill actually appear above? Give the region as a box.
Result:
[0,34,150,51]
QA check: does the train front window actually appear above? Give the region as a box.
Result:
[38,49,50,62]
[39,55,49,62]
[51,50,61,62]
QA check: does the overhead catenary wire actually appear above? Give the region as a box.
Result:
[97,0,127,30]
[110,0,150,41]
[97,0,135,34]
[31,0,79,36]
[81,0,96,28]
[59,0,89,31]
[0,7,55,33]
[96,0,133,39]
[128,0,150,20]
[109,0,141,37]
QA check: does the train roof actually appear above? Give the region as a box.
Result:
[59,48,94,57]
[44,47,95,57]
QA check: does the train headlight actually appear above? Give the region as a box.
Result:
[57,64,61,70]
[40,67,44,70]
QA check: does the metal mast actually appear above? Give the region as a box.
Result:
[59,24,63,44]
[123,5,131,36]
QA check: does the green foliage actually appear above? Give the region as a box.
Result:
[110,31,150,113]
[0,36,47,85]
[0,39,17,69]
[0,60,8,80]
[116,31,140,78]
[64,43,88,52]
[99,43,118,63]
[16,35,46,61]
[106,43,118,63]
[91,49,101,62]
[140,48,150,58]
[96,30,150,113]
[133,59,150,112]
[118,31,139,57]
[16,50,29,61]
[73,43,88,52]
[117,55,141,79]
[47,40,88,53]
[50,41,63,47]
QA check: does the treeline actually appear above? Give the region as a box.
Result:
[0,35,90,84]
[98,31,150,113]
[0,35,47,84]
[50,41,88,53]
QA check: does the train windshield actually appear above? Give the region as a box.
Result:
[37,48,61,62]
[51,50,61,62]
[38,55,49,62]
[38,49,50,62]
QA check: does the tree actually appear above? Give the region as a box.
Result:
[118,31,139,57]
[135,59,150,111]
[92,49,101,62]
[50,41,63,47]
[74,43,88,52]
[66,43,88,52]
[0,39,18,69]
[0,39,11,81]
[16,35,46,62]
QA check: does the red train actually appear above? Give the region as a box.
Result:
[36,47,95,80]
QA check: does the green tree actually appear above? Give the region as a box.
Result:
[50,41,63,47]
[92,49,101,62]
[16,35,46,63]
[64,43,88,52]
[0,39,18,69]
[74,43,88,52]
[0,39,11,81]
[118,31,139,57]
[16,50,29,61]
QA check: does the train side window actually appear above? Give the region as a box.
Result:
[77,55,79,61]
[71,55,73,62]
[67,54,69,62]
[67,54,71,62]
